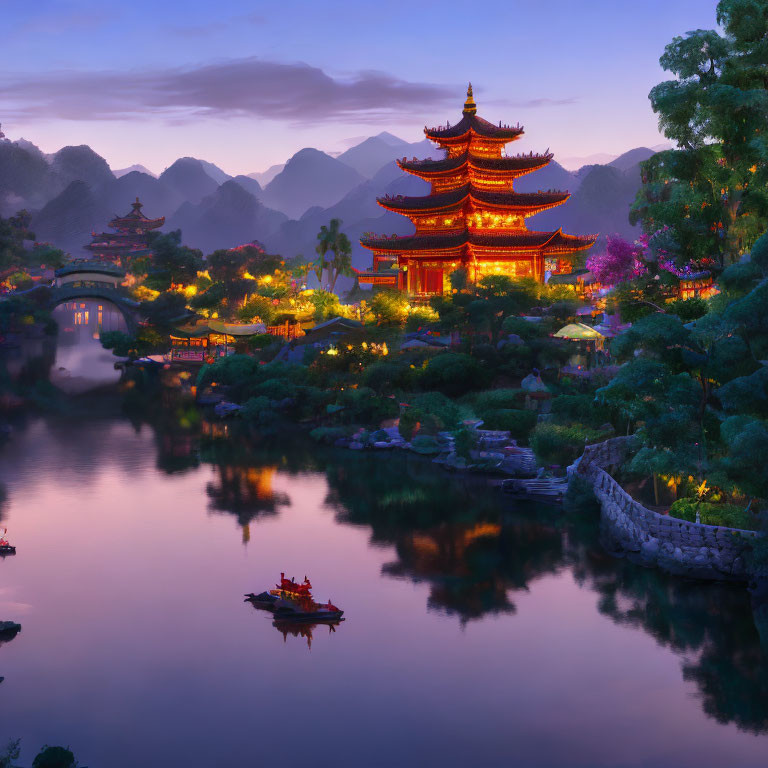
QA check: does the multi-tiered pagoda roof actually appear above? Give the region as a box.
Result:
[85,198,164,264]
[359,85,597,295]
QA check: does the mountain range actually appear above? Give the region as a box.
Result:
[0,130,657,275]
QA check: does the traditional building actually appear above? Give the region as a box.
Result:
[358,85,597,296]
[85,198,164,264]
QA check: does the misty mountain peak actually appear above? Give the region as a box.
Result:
[51,145,114,189]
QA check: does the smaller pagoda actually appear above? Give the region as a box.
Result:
[85,198,164,264]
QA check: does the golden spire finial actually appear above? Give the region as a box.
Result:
[463,82,477,116]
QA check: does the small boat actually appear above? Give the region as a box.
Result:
[244,591,279,609]
[245,573,344,622]
[273,604,344,622]
[0,528,15,555]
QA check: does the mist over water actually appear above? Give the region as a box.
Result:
[50,299,127,393]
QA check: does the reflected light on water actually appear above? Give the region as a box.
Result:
[0,406,766,768]
[50,299,127,394]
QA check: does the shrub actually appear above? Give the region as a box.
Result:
[480,408,537,440]
[239,295,278,324]
[308,289,341,321]
[370,289,409,325]
[410,435,441,454]
[333,387,398,426]
[198,353,258,388]
[551,395,602,426]
[250,377,297,401]
[32,746,77,768]
[718,261,761,295]
[473,388,525,416]
[309,426,350,444]
[409,392,461,430]
[398,392,461,439]
[398,407,420,440]
[248,333,277,350]
[240,396,279,427]
[530,423,600,467]
[563,474,600,516]
[361,360,412,393]
[470,342,499,366]
[668,498,758,530]
[666,297,708,321]
[501,315,545,340]
[405,306,439,332]
[420,353,488,396]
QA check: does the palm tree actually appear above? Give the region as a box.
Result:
[328,232,353,293]
[314,219,341,288]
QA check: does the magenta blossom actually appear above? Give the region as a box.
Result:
[586,236,645,286]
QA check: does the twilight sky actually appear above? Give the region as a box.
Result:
[1,0,718,175]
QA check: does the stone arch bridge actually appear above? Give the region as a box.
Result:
[50,262,140,332]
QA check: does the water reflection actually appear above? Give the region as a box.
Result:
[50,299,126,393]
[577,551,768,734]
[271,617,343,649]
[1,372,767,762]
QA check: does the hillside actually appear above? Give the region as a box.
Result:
[261,148,366,219]
[167,180,287,253]
[0,140,54,215]
[159,158,220,205]
[2,131,654,261]
[32,181,112,255]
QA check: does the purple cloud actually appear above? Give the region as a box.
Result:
[0,58,455,124]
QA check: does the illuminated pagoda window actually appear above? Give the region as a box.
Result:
[357,85,598,296]
[84,198,165,266]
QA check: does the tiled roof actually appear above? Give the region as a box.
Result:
[425,114,524,140]
[377,184,569,212]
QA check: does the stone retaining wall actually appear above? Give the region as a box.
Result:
[573,437,761,582]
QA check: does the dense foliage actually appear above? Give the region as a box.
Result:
[631,0,768,266]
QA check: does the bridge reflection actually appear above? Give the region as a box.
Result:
[51,298,127,393]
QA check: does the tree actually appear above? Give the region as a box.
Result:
[100,328,166,359]
[327,231,353,293]
[31,746,77,768]
[0,211,34,270]
[146,231,203,288]
[714,416,768,500]
[190,281,227,314]
[586,236,644,285]
[239,294,278,325]
[631,1,768,266]
[369,289,409,325]
[140,291,189,330]
[314,219,354,292]
[0,738,20,768]
[314,220,338,288]
[307,289,341,321]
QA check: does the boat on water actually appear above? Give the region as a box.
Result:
[245,573,344,622]
[0,528,15,555]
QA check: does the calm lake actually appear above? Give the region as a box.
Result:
[1,302,767,767]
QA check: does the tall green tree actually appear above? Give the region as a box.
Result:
[0,211,34,270]
[631,0,768,266]
[315,219,353,291]
[314,220,338,288]
[145,231,203,289]
[327,230,353,293]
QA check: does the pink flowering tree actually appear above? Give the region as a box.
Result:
[586,236,646,286]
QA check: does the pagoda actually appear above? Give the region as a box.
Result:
[358,85,597,295]
[85,197,164,264]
